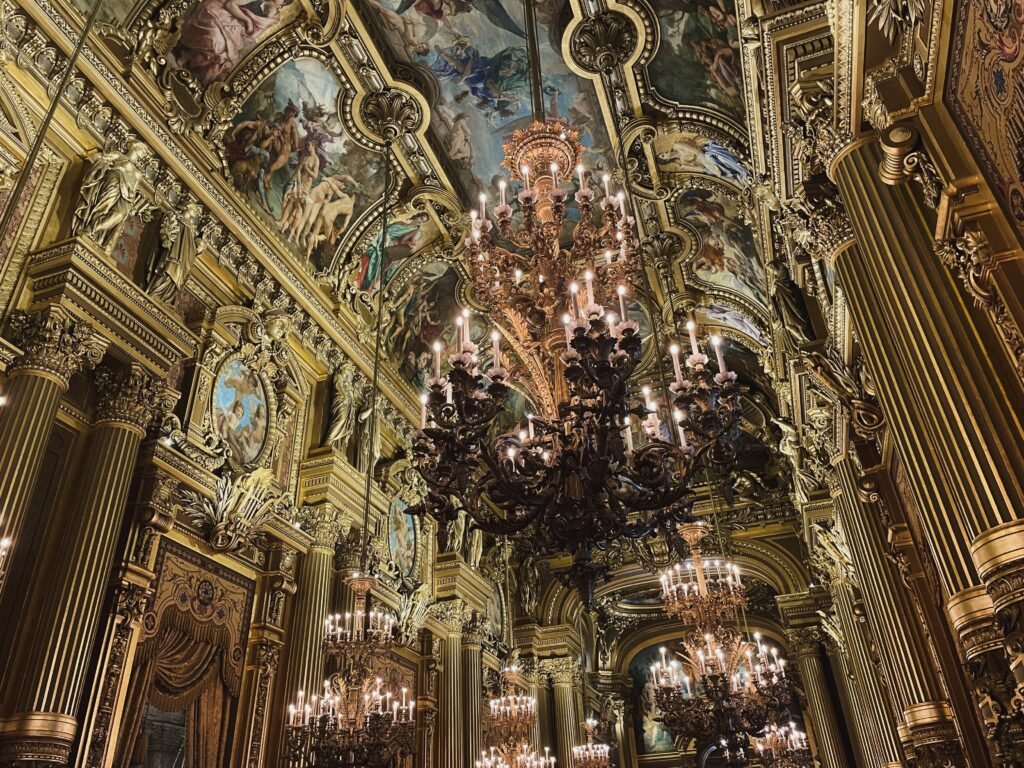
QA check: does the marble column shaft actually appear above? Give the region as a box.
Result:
[544,658,580,768]
[435,602,466,768]
[830,580,905,766]
[282,507,342,704]
[460,625,484,766]
[0,364,160,765]
[832,138,1024,599]
[832,460,964,761]
[787,631,849,768]
[0,309,104,592]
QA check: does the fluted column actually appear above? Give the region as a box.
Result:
[830,580,905,767]
[543,657,581,767]
[0,308,105,597]
[461,616,485,766]
[831,136,1024,603]
[0,364,164,766]
[831,460,965,765]
[282,505,344,707]
[786,627,849,768]
[434,601,468,768]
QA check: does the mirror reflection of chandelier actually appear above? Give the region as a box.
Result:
[654,523,798,767]
[409,121,742,603]
[572,718,612,768]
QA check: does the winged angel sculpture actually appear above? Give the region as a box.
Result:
[181,467,293,552]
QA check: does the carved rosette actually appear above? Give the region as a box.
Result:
[94,364,173,432]
[569,11,638,74]
[7,308,107,387]
[360,88,423,144]
[541,657,581,687]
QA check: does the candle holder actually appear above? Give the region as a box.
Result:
[661,523,747,629]
[485,665,538,760]
[323,574,395,685]
[573,719,612,768]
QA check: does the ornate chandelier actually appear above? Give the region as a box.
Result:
[572,718,611,768]
[409,123,742,603]
[284,675,415,768]
[323,573,395,682]
[476,744,557,768]
[653,524,797,765]
[753,723,812,768]
[485,665,537,759]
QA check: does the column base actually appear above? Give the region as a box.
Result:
[0,712,76,767]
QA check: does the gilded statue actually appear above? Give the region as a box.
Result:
[72,142,150,250]
[324,361,359,452]
[356,384,382,473]
[767,258,815,351]
[517,553,540,616]
[442,510,465,555]
[146,200,203,303]
[464,526,483,568]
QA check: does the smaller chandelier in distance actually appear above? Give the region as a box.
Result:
[572,718,611,768]
[485,664,538,759]
[284,676,415,768]
[477,744,557,768]
[661,522,747,629]
[323,573,395,683]
[754,723,812,768]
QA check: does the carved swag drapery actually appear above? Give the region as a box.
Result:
[116,619,241,768]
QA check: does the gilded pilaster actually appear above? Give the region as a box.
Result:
[0,364,167,766]
[831,460,965,765]
[831,138,1024,600]
[433,600,469,768]
[281,504,345,707]
[786,626,850,768]
[460,614,485,766]
[542,657,581,767]
[0,308,106,595]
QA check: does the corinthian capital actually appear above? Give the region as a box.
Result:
[94,364,174,431]
[786,626,826,658]
[430,599,471,633]
[541,656,581,686]
[7,307,107,386]
[302,504,347,550]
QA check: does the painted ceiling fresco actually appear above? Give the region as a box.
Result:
[948,0,1024,246]
[225,58,387,272]
[673,187,767,311]
[645,0,745,121]
[358,0,614,193]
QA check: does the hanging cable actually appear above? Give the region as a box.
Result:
[0,0,105,240]
[359,142,392,574]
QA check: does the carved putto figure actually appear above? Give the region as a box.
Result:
[72,142,150,250]
[146,200,204,303]
[324,360,360,451]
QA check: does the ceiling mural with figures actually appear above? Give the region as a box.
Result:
[225,58,387,273]
[356,0,615,193]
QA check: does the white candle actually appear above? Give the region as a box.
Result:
[602,173,610,197]
[432,340,442,378]
[711,335,727,372]
[570,282,581,316]
[522,164,531,191]
[420,393,428,429]
[527,414,535,439]
[669,343,683,383]
[462,308,471,347]
[686,320,699,356]
[550,161,559,189]
[674,409,688,449]
[455,315,464,348]
[617,285,628,320]
[623,416,634,452]
[584,270,595,306]
[479,193,487,220]
[617,231,626,261]
[499,179,507,206]
[562,313,573,343]
[577,164,585,188]
[514,268,522,285]
[491,329,501,369]
[606,312,617,336]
